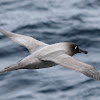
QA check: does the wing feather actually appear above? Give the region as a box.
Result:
[0,29,47,53]
[40,50,100,80]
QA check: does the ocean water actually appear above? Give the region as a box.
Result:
[0,0,100,100]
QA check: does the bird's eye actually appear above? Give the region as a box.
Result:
[75,46,78,49]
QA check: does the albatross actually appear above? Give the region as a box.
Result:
[0,29,99,80]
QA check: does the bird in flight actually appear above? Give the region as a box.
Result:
[0,29,100,81]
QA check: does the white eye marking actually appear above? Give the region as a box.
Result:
[75,46,77,49]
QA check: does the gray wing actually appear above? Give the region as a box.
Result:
[40,50,100,80]
[0,29,48,53]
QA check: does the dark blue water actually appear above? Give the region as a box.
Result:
[0,0,100,100]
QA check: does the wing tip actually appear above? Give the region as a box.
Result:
[84,71,100,81]
[0,64,18,74]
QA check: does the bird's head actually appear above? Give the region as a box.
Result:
[66,42,88,56]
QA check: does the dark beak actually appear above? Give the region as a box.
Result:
[78,48,88,54]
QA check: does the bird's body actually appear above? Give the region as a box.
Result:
[0,29,100,80]
[6,42,74,70]
[15,42,80,69]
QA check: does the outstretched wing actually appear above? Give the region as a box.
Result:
[39,50,100,80]
[0,29,48,53]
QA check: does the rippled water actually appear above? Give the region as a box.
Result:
[0,0,100,100]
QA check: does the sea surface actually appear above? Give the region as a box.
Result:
[0,0,100,100]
